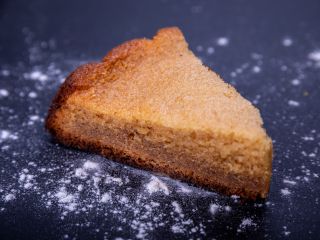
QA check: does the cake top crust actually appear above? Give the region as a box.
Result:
[53,27,268,140]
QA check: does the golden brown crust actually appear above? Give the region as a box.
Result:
[102,38,150,63]
[46,63,98,131]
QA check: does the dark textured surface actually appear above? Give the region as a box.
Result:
[0,0,320,239]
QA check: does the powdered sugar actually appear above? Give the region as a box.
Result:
[4,193,16,202]
[209,203,220,215]
[252,66,261,73]
[25,70,49,82]
[145,176,169,195]
[301,136,314,141]
[172,201,183,215]
[0,130,10,140]
[291,79,301,86]
[75,168,88,179]
[281,188,291,196]
[0,130,18,142]
[283,226,291,236]
[100,192,112,203]
[1,69,10,76]
[283,179,297,185]
[282,37,293,47]
[196,45,203,52]
[105,175,123,185]
[206,47,215,55]
[171,224,185,233]
[18,170,36,190]
[28,91,38,98]
[224,205,232,212]
[308,50,320,61]
[0,89,9,97]
[0,149,214,238]
[83,161,100,170]
[177,185,192,193]
[55,187,76,204]
[216,37,229,46]
[238,218,256,231]
[54,187,78,212]
[288,100,300,107]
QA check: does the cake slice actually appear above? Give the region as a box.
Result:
[46,27,273,199]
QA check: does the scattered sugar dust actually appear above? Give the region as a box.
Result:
[291,79,300,86]
[172,201,183,215]
[3,193,16,202]
[308,50,320,62]
[288,100,300,107]
[196,45,204,52]
[308,50,320,68]
[145,176,169,195]
[0,130,18,142]
[0,89,9,97]
[237,218,257,232]
[281,188,291,196]
[209,203,220,215]
[28,91,38,98]
[283,179,297,185]
[283,226,291,236]
[0,156,220,238]
[207,47,215,55]
[282,37,293,47]
[252,66,261,73]
[216,37,229,46]
[100,192,111,203]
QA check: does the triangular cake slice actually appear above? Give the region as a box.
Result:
[46,27,273,199]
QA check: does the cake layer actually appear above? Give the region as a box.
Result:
[47,100,272,198]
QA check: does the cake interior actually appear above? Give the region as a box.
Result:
[50,100,272,198]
